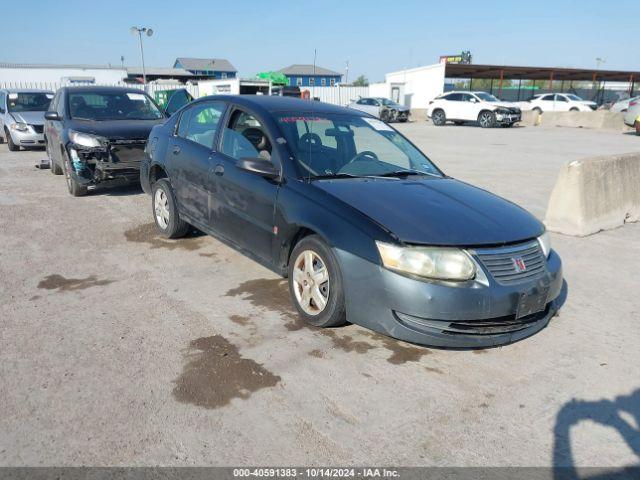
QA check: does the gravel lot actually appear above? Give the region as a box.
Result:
[0,124,639,468]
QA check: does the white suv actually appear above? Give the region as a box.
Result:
[427,91,522,128]
[527,93,596,113]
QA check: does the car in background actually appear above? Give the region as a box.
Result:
[527,93,596,113]
[348,97,410,122]
[427,91,521,128]
[623,102,640,135]
[610,96,638,113]
[44,86,166,196]
[141,95,563,348]
[0,89,53,151]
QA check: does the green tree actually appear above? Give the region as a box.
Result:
[353,75,369,87]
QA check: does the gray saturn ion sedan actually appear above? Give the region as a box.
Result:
[141,96,564,348]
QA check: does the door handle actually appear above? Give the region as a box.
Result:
[172,145,181,155]
[214,164,225,176]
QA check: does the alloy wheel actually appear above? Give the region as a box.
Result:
[433,111,445,125]
[154,188,170,229]
[292,250,330,316]
[479,112,494,128]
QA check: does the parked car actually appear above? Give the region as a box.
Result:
[0,89,53,151]
[44,86,166,196]
[348,97,410,122]
[527,93,596,113]
[610,96,639,113]
[141,95,563,348]
[426,91,521,128]
[623,101,640,134]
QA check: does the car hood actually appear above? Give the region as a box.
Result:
[66,118,165,140]
[489,102,520,110]
[10,111,46,125]
[314,177,543,246]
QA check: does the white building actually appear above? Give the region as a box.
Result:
[383,63,446,109]
[0,63,127,88]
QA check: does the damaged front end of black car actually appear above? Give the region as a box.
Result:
[65,130,148,192]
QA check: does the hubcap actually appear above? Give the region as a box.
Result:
[292,250,330,316]
[154,189,170,229]
[480,113,492,127]
[434,112,444,123]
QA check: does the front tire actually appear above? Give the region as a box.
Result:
[5,129,19,151]
[151,178,189,239]
[478,111,496,128]
[47,141,63,175]
[288,235,346,328]
[431,109,446,126]
[570,107,579,112]
[63,157,87,197]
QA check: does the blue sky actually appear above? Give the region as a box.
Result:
[2,0,638,81]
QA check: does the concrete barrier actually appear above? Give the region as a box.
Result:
[544,152,640,236]
[520,110,629,131]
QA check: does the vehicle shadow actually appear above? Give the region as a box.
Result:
[552,388,640,480]
[98,183,144,197]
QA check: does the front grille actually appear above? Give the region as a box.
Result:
[31,125,44,134]
[474,240,546,285]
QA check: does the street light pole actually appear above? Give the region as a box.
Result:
[130,26,153,88]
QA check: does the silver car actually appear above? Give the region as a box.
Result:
[0,89,53,151]
[348,97,410,122]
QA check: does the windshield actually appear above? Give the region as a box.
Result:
[565,94,583,101]
[7,92,53,112]
[474,92,499,102]
[68,91,164,121]
[380,98,401,107]
[276,113,443,179]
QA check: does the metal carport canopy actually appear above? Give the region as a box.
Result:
[445,63,640,82]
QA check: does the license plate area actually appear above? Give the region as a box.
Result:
[516,286,549,319]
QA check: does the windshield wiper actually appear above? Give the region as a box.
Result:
[309,173,367,180]
[377,169,441,178]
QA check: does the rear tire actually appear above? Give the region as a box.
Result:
[288,235,346,328]
[635,120,640,136]
[478,110,496,128]
[570,107,579,112]
[151,178,189,239]
[533,107,542,114]
[6,129,19,151]
[47,141,63,175]
[431,109,446,126]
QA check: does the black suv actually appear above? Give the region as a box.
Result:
[44,86,166,196]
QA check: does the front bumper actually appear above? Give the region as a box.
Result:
[10,127,45,147]
[335,247,563,348]
[66,141,145,186]
[495,112,521,124]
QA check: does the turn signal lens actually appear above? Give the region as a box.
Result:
[376,242,476,281]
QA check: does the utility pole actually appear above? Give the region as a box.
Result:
[345,60,349,85]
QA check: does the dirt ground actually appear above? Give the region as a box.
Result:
[0,124,639,468]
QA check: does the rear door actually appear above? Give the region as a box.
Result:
[213,107,280,262]
[443,93,464,119]
[168,101,226,223]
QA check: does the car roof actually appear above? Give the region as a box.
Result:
[61,85,151,95]
[194,94,366,116]
[1,88,53,94]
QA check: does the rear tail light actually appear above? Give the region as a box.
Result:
[630,100,638,107]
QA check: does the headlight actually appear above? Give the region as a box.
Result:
[10,122,29,132]
[376,242,476,281]
[537,232,551,258]
[69,130,102,148]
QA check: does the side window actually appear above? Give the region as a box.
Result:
[461,94,474,102]
[179,102,225,148]
[221,110,273,161]
[555,94,568,102]
[447,93,463,101]
[176,109,191,138]
[542,94,555,101]
[356,98,367,105]
[0,92,5,112]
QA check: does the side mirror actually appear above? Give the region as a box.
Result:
[45,111,61,121]
[470,98,477,103]
[236,157,280,179]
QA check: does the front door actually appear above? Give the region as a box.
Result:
[213,107,280,262]
[168,101,226,222]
